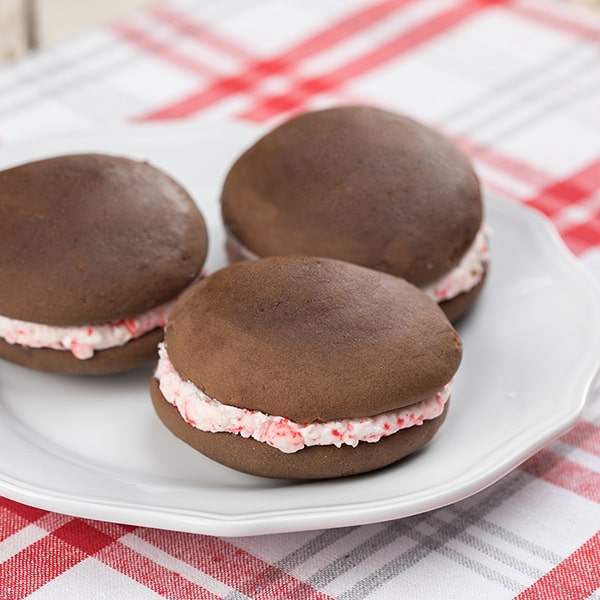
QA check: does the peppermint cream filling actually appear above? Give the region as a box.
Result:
[422,226,490,302]
[0,301,174,360]
[225,225,490,303]
[155,343,451,454]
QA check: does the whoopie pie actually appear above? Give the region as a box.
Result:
[221,105,489,322]
[151,256,462,479]
[0,153,208,374]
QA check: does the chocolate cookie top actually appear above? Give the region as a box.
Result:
[0,154,208,325]
[221,106,482,287]
[165,256,462,423]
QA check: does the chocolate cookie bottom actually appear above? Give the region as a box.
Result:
[150,378,449,480]
[0,328,164,375]
[439,266,488,323]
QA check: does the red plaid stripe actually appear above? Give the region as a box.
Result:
[524,158,600,254]
[526,159,600,218]
[521,449,600,504]
[119,0,498,122]
[238,0,505,122]
[125,0,413,120]
[561,420,600,458]
[97,541,223,599]
[138,528,335,599]
[561,217,600,256]
[0,517,133,599]
[0,498,48,542]
[0,497,332,598]
[515,420,600,598]
[515,531,600,600]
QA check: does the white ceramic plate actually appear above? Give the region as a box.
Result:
[1,120,600,537]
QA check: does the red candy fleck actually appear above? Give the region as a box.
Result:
[265,419,303,450]
[124,319,137,334]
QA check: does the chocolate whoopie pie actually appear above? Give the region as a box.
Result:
[0,153,208,374]
[151,256,462,480]
[221,105,489,322]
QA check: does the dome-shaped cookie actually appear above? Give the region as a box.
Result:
[151,256,462,479]
[221,106,488,322]
[0,153,208,374]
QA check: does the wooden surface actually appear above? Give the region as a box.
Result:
[0,0,599,65]
[0,0,156,64]
[31,0,156,48]
[0,0,27,64]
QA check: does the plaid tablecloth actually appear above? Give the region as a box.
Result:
[2,0,600,598]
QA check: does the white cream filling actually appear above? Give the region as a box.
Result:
[0,302,174,359]
[155,343,451,454]
[225,225,490,303]
[0,270,206,360]
[422,226,490,302]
